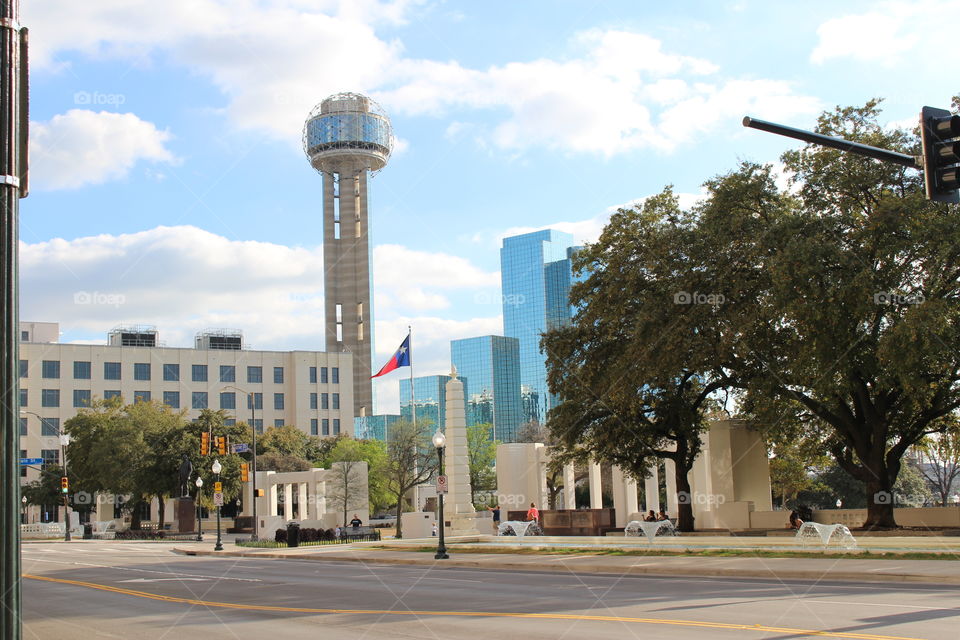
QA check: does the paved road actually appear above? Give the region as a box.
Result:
[21,541,960,639]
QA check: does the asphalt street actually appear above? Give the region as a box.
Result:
[20,541,960,639]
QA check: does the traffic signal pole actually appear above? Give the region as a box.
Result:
[1,1,26,638]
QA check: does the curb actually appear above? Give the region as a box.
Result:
[171,547,960,586]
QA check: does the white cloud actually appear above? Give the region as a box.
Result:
[29,110,177,190]
[24,3,821,155]
[811,1,959,65]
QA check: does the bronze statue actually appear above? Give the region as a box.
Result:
[178,454,194,498]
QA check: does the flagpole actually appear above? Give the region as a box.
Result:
[408,325,416,429]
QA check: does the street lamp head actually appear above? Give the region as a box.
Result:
[432,429,446,449]
[21,496,26,504]
[195,476,203,488]
[211,459,222,474]
[59,433,71,446]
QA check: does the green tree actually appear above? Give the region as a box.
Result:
[914,418,960,506]
[384,420,437,539]
[467,424,498,506]
[324,438,371,526]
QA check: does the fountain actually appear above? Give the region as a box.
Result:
[624,520,678,542]
[497,521,542,537]
[795,522,857,550]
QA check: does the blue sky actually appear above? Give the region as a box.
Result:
[17,0,959,412]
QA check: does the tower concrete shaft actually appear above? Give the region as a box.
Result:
[323,161,373,418]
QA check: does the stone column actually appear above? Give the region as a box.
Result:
[664,459,678,517]
[298,482,309,520]
[269,481,278,517]
[625,475,639,520]
[444,367,480,534]
[588,462,602,509]
[644,464,660,514]
[563,464,576,510]
[611,466,626,527]
[283,483,293,521]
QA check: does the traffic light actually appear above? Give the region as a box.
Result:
[255,489,265,498]
[60,477,68,494]
[216,435,227,456]
[920,106,960,203]
[200,432,210,456]
[240,463,249,482]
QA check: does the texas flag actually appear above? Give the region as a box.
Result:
[371,334,411,378]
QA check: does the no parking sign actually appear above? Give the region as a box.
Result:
[436,474,448,495]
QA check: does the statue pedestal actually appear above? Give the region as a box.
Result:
[174,498,196,534]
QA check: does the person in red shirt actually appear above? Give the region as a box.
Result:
[525,502,540,523]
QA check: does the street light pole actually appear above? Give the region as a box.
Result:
[212,459,223,551]
[195,476,203,542]
[432,429,448,560]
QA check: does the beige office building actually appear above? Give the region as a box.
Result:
[18,321,354,498]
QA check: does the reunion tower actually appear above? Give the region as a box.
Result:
[303,92,394,419]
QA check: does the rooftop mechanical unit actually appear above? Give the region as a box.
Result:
[108,325,158,347]
[195,329,243,351]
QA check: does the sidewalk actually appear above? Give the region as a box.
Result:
[171,540,960,585]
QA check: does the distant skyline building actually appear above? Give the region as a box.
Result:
[303,92,394,419]
[450,335,522,442]
[500,229,581,424]
[354,414,401,441]
[400,374,467,429]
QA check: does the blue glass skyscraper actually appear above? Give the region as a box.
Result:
[354,414,400,441]
[399,374,468,429]
[450,335,522,442]
[501,229,580,424]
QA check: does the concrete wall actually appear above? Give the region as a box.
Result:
[750,507,960,529]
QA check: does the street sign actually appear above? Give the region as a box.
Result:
[436,474,448,495]
[232,443,249,453]
[19,458,42,465]
[213,492,224,507]
[214,481,222,492]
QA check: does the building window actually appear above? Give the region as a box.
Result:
[192,364,208,382]
[332,367,339,384]
[20,418,27,436]
[41,449,59,467]
[20,449,27,477]
[134,391,151,403]
[21,330,28,341]
[163,391,180,409]
[321,393,329,410]
[104,362,121,380]
[274,419,285,427]
[104,390,121,401]
[192,392,208,409]
[274,393,284,410]
[19,359,27,378]
[310,418,318,435]
[220,365,235,383]
[73,389,91,408]
[41,389,59,408]
[246,392,263,410]
[250,418,263,432]
[19,388,27,407]
[247,366,262,383]
[41,360,60,379]
[41,418,60,437]
[309,366,317,384]
[225,418,236,427]
[220,392,236,410]
[333,419,340,435]
[320,367,328,384]
[332,393,340,410]
[274,367,284,384]
[310,393,318,410]
[134,363,151,381]
[163,363,180,382]
[73,361,91,380]
[322,419,330,436]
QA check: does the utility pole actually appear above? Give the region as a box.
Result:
[1,1,28,638]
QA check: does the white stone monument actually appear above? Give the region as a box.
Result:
[442,365,482,535]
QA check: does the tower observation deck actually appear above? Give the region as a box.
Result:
[303,92,394,419]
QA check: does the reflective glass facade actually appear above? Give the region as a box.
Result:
[305,113,391,156]
[354,414,401,442]
[501,229,581,424]
[451,335,522,442]
[399,374,468,430]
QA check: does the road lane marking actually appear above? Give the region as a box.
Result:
[119,578,211,583]
[22,574,925,640]
[22,559,261,582]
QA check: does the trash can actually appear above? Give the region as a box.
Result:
[286,522,300,548]
[83,524,93,540]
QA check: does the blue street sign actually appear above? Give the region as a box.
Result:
[232,443,249,453]
[20,458,43,465]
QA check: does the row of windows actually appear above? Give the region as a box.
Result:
[20,388,341,411]
[310,418,341,436]
[20,360,340,385]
